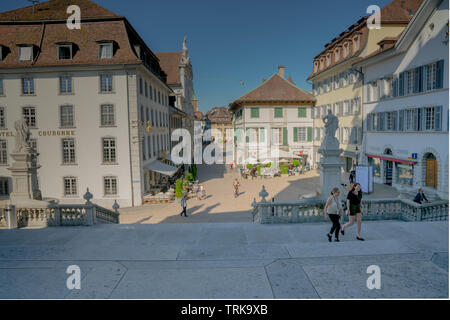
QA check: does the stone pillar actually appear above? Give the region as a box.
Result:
[318,138,344,199]
[8,152,42,204]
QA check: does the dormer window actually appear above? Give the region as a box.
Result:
[314,61,319,72]
[327,54,331,66]
[335,48,340,62]
[18,45,34,61]
[0,45,3,61]
[344,43,349,58]
[354,36,360,51]
[57,43,73,60]
[98,41,113,59]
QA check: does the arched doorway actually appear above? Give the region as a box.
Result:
[384,149,393,186]
[424,153,438,188]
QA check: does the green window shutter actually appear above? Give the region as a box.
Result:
[275,108,283,118]
[307,127,313,142]
[298,108,307,118]
[293,128,298,142]
[251,108,259,118]
[246,128,250,143]
[283,128,288,146]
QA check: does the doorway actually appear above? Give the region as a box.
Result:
[424,153,438,188]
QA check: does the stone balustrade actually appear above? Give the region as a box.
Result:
[0,189,120,229]
[252,186,449,224]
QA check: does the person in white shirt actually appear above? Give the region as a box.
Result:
[324,187,343,242]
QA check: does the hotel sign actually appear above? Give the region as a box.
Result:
[1,130,76,137]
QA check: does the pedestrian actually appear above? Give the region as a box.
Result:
[200,185,206,200]
[180,195,188,217]
[413,188,429,204]
[349,170,355,185]
[324,188,343,242]
[341,183,365,241]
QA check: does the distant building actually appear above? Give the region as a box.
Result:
[156,38,195,159]
[0,0,174,207]
[205,107,233,144]
[355,0,448,199]
[308,0,424,172]
[229,66,316,166]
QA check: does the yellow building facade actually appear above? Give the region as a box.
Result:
[308,0,422,173]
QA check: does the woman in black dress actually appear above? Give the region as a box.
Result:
[341,183,365,241]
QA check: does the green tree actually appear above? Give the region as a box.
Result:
[293,160,301,167]
[246,163,254,170]
[175,180,183,199]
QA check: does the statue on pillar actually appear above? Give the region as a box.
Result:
[181,36,190,64]
[13,119,30,154]
[320,110,340,150]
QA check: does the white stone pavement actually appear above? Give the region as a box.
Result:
[0,220,447,299]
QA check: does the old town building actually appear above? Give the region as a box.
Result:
[308,0,423,173]
[205,107,233,144]
[0,0,174,207]
[229,66,316,166]
[355,0,448,199]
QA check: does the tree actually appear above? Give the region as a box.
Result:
[175,179,183,199]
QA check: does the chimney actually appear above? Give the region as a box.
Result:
[278,65,285,79]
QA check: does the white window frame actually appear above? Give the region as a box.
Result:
[0,139,8,165]
[100,104,115,127]
[60,104,75,128]
[100,74,114,93]
[59,76,73,94]
[102,137,117,164]
[57,44,73,60]
[18,46,33,62]
[99,42,113,59]
[22,77,35,95]
[62,138,76,165]
[104,176,118,196]
[63,176,78,196]
[22,106,36,128]
[0,107,5,129]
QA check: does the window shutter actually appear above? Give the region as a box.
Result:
[283,128,288,146]
[399,110,404,131]
[393,111,398,131]
[246,128,250,143]
[414,67,420,93]
[307,127,313,142]
[413,109,419,131]
[293,128,298,142]
[435,106,442,131]
[399,72,405,96]
[260,128,266,142]
[298,108,307,118]
[436,60,444,89]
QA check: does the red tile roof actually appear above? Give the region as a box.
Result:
[230,74,315,110]
[205,107,232,123]
[0,0,168,83]
[155,52,182,85]
[0,0,122,22]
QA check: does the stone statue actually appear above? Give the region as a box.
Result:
[13,119,30,153]
[181,36,190,64]
[322,110,339,140]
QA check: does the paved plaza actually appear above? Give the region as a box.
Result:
[119,163,401,224]
[0,220,447,299]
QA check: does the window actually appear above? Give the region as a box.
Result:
[139,78,143,95]
[149,85,153,100]
[0,78,3,95]
[423,106,441,131]
[58,45,72,60]
[99,43,113,59]
[63,177,77,196]
[297,128,308,142]
[354,36,360,51]
[250,108,259,118]
[60,76,73,94]
[147,136,151,158]
[0,140,7,165]
[101,104,115,126]
[0,177,8,196]
[274,108,283,118]
[102,138,117,163]
[60,105,74,128]
[335,48,340,62]
[104,176,118,196]
[22,107,36,127]
[22,77,34,95]
[406,70,414,95]
[344,43,349,57]
[386,111,396,131]
[145,108,149,122]
[0,107,5,129]
[425,63,437,91]
[298,107,307,118]
[145,81,148,97]
[62,138,76,164]
[142,138,146,161]
[100,74,113,93]
[19,46,33,61]
[396,163,413,186]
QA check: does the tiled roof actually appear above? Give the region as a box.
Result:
[0,20,140,68]
[0,0,122,22]
[308,0,423,80]
[0,0,169,82]
[155,52,182,85]
[205,107,232,123]
[230,74,315,109]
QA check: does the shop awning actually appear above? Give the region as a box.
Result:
[144,160,178,177]
[366,153,416,165]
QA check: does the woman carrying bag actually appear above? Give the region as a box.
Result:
[324,187,343,242]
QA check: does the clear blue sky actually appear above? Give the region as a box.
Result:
[1,0,392,113]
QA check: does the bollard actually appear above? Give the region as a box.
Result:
[5,205,18,229]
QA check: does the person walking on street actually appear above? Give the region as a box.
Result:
[324,188,343,242]
[341,183,365,241]
[180,196,188,217]
[349,170,355,185]
[414,188,429,204]
[233,179,240,198]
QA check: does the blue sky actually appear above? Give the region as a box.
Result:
[1,0,392,112]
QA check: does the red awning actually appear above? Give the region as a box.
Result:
[366,154,416,165]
